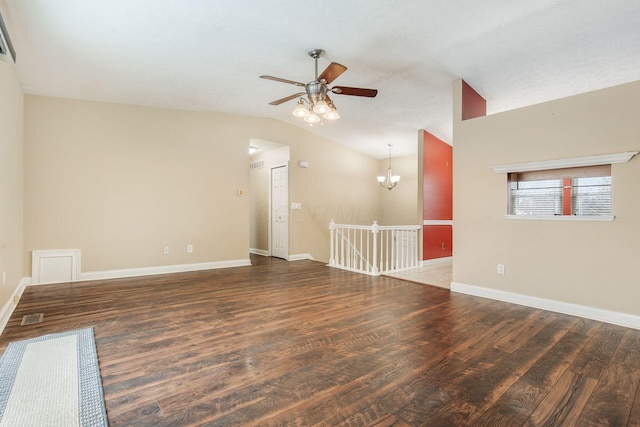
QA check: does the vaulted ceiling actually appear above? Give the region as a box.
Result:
[3,0,640,159]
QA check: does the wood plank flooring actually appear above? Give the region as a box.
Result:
[1,255,639,426]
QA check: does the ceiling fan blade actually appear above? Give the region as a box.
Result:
[260,75,306,87]
[269,92,306,106]
[332,86,378,97]
[317,62,347,84]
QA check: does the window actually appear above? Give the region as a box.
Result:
[508,165,611,217]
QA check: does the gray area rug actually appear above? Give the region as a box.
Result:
[0,328,108,426]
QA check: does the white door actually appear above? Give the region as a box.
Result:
[271,165,289,259]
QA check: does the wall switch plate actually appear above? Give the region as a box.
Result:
[497,264,505,275]
[237,189,244,196]
[187,244,193,253]
[163,246,169,255]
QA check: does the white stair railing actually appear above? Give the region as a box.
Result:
[329,220,421,276]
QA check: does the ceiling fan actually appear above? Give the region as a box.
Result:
[260,49,378,123]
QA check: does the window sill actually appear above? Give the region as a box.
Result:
[505,215,615,222]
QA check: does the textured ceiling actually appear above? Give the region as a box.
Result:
[3,0,640,159]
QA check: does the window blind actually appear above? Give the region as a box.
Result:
[510,179,562,215]
[572,176,612,216]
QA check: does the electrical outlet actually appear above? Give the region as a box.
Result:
[187,244,193,253]
[497,264,505,275]
[163,246,169,255]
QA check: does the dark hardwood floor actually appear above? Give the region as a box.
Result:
[1,255,639,426]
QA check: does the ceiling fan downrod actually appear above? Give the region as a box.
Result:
[308,49,325,80]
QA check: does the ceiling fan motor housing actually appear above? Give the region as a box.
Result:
[305,81,327,104]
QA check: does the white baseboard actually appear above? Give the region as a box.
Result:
[421,257,452,266]
[289,253,316,261]
[250,248,270,257]
[75,259,252,282]
[451,282,640,330]
[0,277,30,335]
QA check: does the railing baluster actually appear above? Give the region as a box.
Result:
[351,229,358,268]
[348,228,353,269]
[386,229,390,272]
[340,227,344,268]
[366,229,370,273]
[372,221,378,275]
[378,229,383,273]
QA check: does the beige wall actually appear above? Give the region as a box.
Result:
[377,154,419,226]
[453,79,640,316]
[24,95,387,271]
[287,136,381,261]
[24,96,253,273]
[0,59,24,306]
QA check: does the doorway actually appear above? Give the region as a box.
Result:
[248,140,290,259]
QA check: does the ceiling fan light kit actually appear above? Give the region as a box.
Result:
[261,48,377,126]
[292,99,309,118]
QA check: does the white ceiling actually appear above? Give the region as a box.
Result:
[3,0,640,159]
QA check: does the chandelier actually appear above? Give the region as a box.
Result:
[377,144,400,190]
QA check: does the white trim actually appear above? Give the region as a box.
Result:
[76,259,251,282]
[491,151,637,173]
[250,248,270,257]
[0,277,30,335]
[505,215,615,222]
[31,249,81,285]
[451,282,640,330]
[423,220,453,226]
[421,256,452,266]
[288,253,316,261]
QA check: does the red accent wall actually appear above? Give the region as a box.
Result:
[461,80,487,120]
[423,131,452,220]
[423,225,452,259]
[423,130,453,260]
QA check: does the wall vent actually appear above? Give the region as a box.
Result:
[0,11,16,63]
[250,160,265,170]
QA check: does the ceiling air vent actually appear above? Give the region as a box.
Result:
[0,11,16,63]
